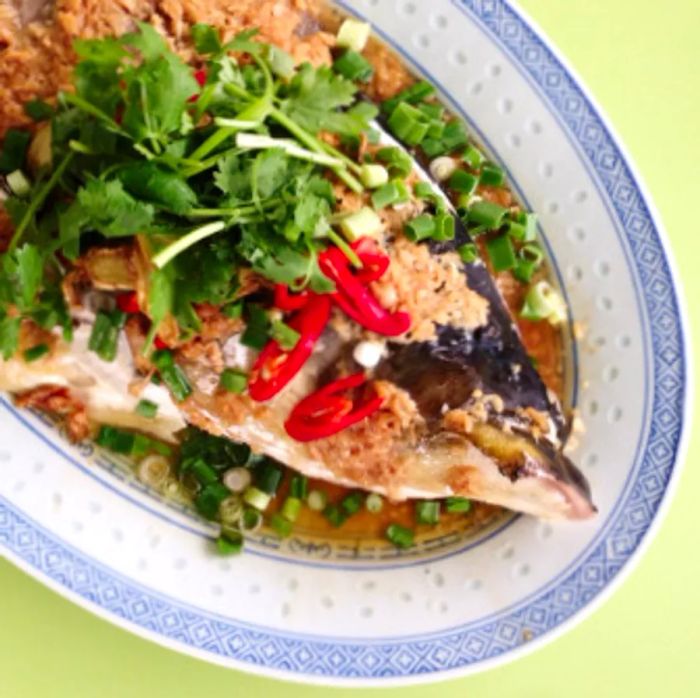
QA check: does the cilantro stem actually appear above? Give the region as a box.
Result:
[181,146,241,178]
[9,152,75,253]
[151,221,226,268]
[326,229,362,268]
[318,140,363,175]
[186,203,272,218]
[269,107,363,193]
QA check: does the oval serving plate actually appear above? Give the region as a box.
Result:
[0,0,691,685]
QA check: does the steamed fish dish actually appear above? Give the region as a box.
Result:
[0,0,594,552]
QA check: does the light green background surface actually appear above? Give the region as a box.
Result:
[1,1,698,695]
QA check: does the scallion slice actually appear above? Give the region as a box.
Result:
[281,496,302,523]
[307,489,327,512]
[381,81,435,114]
[416,500,440,525]
[457,243,478,264]
[387,102,430,146]
[386,523,414,549]
[240,304,270,350]
[365,493,384,514]
[486,234,517,272]
[323,504,347,528]
[404,214,435,242]
[520,281,567,325]
[341,491,364,515]
[220,368,248,394]
[270,320,300,350]
[336,18,371,52]
[339,206,383,240]
[270,512,294,538]
[375,147,412,177]
[468,200,508,229]
[333,50,374,82]
[243,486,272,511]
[88,310,126,362]
[195,483,231,520]
[135,399,158,419]
[216,528,244,555]
[462,144,485,170]
[290,475,309,500]
[23,343,49,362]
[445,496,472,513]
[256,461,283,494]
[371,180,410,209]
[359,163,389,189]
[479,163,505,187]
[152,349,192,401]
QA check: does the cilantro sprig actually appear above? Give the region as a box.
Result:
[0,21,377,358]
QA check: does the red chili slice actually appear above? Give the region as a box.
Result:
[116,292,140,314]
[284,373,384,442]
[194,69,207,87]
[273,284,311,312]
[248,294,331,402]
[351,237,390,284]
[319,247,411,337]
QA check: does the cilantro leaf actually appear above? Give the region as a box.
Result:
[118,162,197,214]
[15,244,43,308]
[0,315,20,360]
[253,149,290,200]
[72,37,125,115]
[191,23,222,54]
[120,24,199,144]
[214,153,252,203]
[147,266,174,329]
[59,179,154,249]
[281,64,360,136]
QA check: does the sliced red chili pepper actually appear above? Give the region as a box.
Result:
[248,294,331,402]
[351,237,390,284]
[284,373,384,442]
[319,247,411,337]
[116,292,140,314]
[154,335,169,351]
[273,284,311,312]
[194,69,207,87]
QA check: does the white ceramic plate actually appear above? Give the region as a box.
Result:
[0,0,691,686]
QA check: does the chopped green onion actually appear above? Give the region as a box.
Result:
[6,169,31,197]
[428,156,457,182]
[421,138,447,158]
[88,310,126,363]
[457,243,478,263]
[505,220,528,241]
[371,180,410,209]
[266,45,295,80]
[96,425,135,455]
[365,493,384,514]
[220,368,248,394]
[445,496,472,513]
[448,169,478,195]
[462,144,485,170]
[0,128,31,173]
[307,489,327,512]
[270,320,300,350]
[219,497,244,525]
[270,512,293,538]
[339,206,383,240]
[241,507,263,531]
[479,163,505,187]
[359,163,389,189]
[382,81,435,114]
[333,50,374,81]
[256,461,283,494]
[515,211,538,242]
[413,181,436,200]
[375,147,413,177]
[468,200,508,229]
[24,99,54,121]
[416,500,441,525]
[336,18,371,52]
[417,102,445,120]
[486,234,517,272]
[404,214,435,242]
[196,483,231,520]
[243,486,272,511]
[188,458,220,486]
[520,281,567,324]
[152,349,192,401]
[341,491,364,515]
[281,496,302,522]
[387,102,430,146]
[23,343,49,362]
[135,399,158,419]
[386,523,414,549]
[216,529,244,555]
[513,243,545,284]
[223,467,252,493]
[290,475,309,500]
[241,304,270,350]
[323,504,347,528]
[441,121,469,151]
[433,212,455,241]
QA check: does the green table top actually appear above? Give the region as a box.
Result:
[1,1,698,695]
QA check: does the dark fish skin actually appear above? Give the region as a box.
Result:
[380,215,564,434]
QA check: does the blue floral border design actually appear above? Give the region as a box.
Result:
[0,0,688,681]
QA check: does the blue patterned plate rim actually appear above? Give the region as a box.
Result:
[0,0,692,685]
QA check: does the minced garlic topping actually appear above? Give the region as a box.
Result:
[371,237,490,342]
